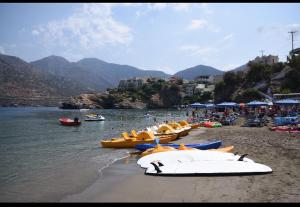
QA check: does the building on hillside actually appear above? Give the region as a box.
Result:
[250,55,279,65]
[194,84,206,94]
[195,75,224,84]
[213,75,224,83]
[118,77,147,90]
[182,83,197,97]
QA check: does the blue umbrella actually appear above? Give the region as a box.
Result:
[216,102,238,108]
[274,99,300,105]
[247,100,269,107]
[204,103,216,109]
[189,102,206,109]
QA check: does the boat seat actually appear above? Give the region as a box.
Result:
[131,130,138,138]
[121,132,132,141]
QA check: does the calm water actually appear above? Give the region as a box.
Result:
[0,107,187,202]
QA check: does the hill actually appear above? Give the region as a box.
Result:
[173,64,224,80]
[0,54,85,106]
[32,56,171,91]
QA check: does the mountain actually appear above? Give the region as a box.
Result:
[31,56,113,92]
[0,54,86,106]
[173,65,224,80]
[76,58,170,86]
[77,58,170,86]
[230,64,249,73]
[31,56,171,91]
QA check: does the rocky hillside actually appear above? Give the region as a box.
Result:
[60,78,182,109]
[31,56,171,91]
[173,64,224,80]
[214,55,300,103]
[0,54,85,106]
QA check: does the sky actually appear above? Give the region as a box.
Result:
[0,3,299,74]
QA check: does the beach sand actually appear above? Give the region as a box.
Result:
[61,118,300,202]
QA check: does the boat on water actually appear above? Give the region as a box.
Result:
[80,109,90,112]
[59,117,81,126]
[84,114,105,121]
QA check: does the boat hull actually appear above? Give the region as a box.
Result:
[135,140,222,151]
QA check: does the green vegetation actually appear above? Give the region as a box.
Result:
[214,55,300,103]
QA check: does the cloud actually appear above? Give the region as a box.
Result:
[179,44,218,61]
[186,19,220,32]
[32,3,132,51]
[148,3,167,11]
[173,3,190,12]
[0,45,5,54]
[257,23,300,38]
[155,66,176,74]
[179,33,235,63]
[187,19,208,30]
[222,33,234,42]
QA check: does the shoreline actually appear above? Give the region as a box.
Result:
[61,121,300,202]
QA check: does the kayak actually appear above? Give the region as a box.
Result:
[203,121,222,128]
[100,131,176,148]
[59,117,81,126]
[135,140,222,151]
[270,126,300,133]
[140,144,232,157]
[145,160,272,176]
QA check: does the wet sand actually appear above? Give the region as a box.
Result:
[61,118,300,202]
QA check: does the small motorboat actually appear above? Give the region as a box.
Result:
[80,109,90,112]
[85,114,105,121]
[59,117,81,126]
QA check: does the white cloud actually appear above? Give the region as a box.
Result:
[155,66,176,74]
[186,19,220,32]
[173,3,190,12]
[32,30,40,36]
[32,3,132,50]
[222,64,241,71]
[148,3,167,11]
[0,45,5,54]
[198,3,213,14]
[222,33,234,42]
[187,19,208,30]
[179,44,218,61]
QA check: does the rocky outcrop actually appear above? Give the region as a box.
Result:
[60,92,148,109]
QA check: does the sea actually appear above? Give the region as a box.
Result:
[0,107,188,202]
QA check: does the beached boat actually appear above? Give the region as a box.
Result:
[84,114,105,121]
[135,140,222,151]
[100,131,175,148]
[270,126,300,133]
[179,120,200,129]
[203,121,222,128]
[59,117,81,126]
[140,144,234,157]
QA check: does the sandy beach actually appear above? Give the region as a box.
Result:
[61,117,300,202]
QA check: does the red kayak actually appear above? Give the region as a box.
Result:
[272,126,300,133]
[59,117,81,126]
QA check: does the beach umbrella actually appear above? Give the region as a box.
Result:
[274,99,300,105]
[204,103,216,109]
[189,102,206,109]
[216,102,238,108]
[246,100,269,107]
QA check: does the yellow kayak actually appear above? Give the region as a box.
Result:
[140,144,234,156]
[100,131,176,148]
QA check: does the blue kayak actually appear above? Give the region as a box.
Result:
[135,140,222,151]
